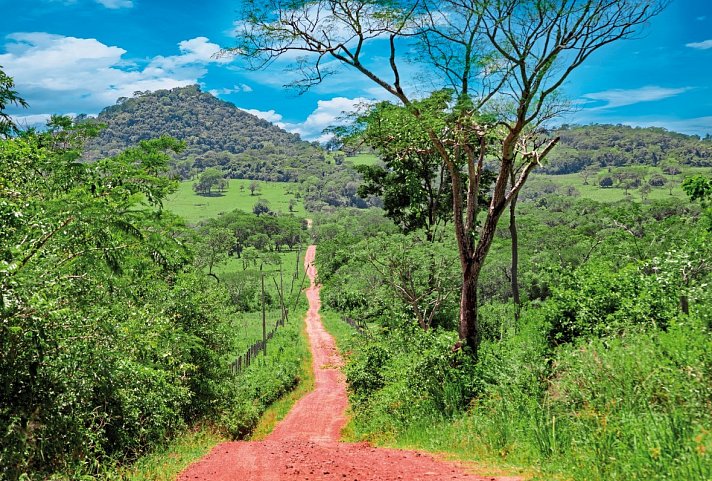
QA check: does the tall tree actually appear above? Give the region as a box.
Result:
[231,0,665,358]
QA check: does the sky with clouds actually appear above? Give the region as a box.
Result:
[1,0,711,141]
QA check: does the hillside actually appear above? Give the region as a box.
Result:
[83,85,327,182]
[543,124,712,174]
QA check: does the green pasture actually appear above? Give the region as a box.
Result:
[165,179,305,224]
[532,166,712,203]
[347,152,380,166]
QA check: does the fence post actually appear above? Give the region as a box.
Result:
[261,268,266,357]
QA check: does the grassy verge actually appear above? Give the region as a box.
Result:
[249,315,315,440]
[103,426,226,481]
[104,293,312,480]
[319,309,531,478]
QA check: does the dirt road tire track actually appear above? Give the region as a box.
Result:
[178,245,519,481]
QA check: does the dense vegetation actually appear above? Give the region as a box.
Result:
[315,187,712,479]
[542,124,712,174]
[0,76,312,479]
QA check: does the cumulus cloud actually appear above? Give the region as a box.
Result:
[580,86,690,110]
[241,97,372,142]
[241,108,285,125]
[686,39,712,50]
[0,32,232,115]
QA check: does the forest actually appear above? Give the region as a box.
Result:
[2,0,712,480]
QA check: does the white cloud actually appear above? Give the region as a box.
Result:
[9,113,53,129]
[580,86,690,110]
[208,83,253,97]
[0,32,233,116]
[686,39,712,50]
[241,108,284,125]
[241,97,372,142]
[95,0,133,8]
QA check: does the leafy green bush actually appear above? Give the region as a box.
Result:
[543,260,683,346]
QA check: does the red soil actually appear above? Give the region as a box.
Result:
[178,245,520,481]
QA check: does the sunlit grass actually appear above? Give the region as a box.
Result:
[165,179,305,224]
[530,166,712,203]
[102,426,226,481]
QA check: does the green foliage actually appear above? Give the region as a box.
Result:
[317,172,712,479]
[0,120,239,479]
[193,167,226,195]
[343,324,477,439]
[543,260,682,346]
[218,315,308,440]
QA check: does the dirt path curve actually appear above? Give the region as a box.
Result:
[178,246,519,481]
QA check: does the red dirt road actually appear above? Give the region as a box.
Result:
[178,246,519,481]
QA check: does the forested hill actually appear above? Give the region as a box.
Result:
[542,124,712,174]
[83,85,326,182]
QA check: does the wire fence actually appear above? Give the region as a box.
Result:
[229,246,310,376]
[229,316,285,375]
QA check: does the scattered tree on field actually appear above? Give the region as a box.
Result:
[249,180,260,196]
[253,198,272,216]
[193,167,224,195]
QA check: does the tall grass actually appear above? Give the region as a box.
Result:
[323,308,712,480]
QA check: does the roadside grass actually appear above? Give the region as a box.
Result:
[531,166,712,203]
[102,244,311,479]
[102,426,226,481]
[249,310,314,440]
[319,309,534,479]
[165,179,305,224]
[107,295,313,481]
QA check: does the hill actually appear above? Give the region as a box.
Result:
[83,85,327,182]
[542,124,712,174]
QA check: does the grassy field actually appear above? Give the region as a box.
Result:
[165,179,305,224]
[347,152,380,166]
[531,166,712,203]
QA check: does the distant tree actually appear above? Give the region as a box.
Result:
[639,183,652,202]
[580,165,600,185]
[241,246,259,270]
[249,180,260,196]
[216,178,229,192]
[193,167,224,195]
[195,226,233,278]
[648,174,667,187]
[565,185,580,197]
[253,199,272,216]
[288,198,296,212]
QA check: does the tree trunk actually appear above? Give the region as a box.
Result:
[509,192,521,323]
[458,259,481,359]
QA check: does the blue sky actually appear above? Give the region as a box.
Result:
[1,0,711,141]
